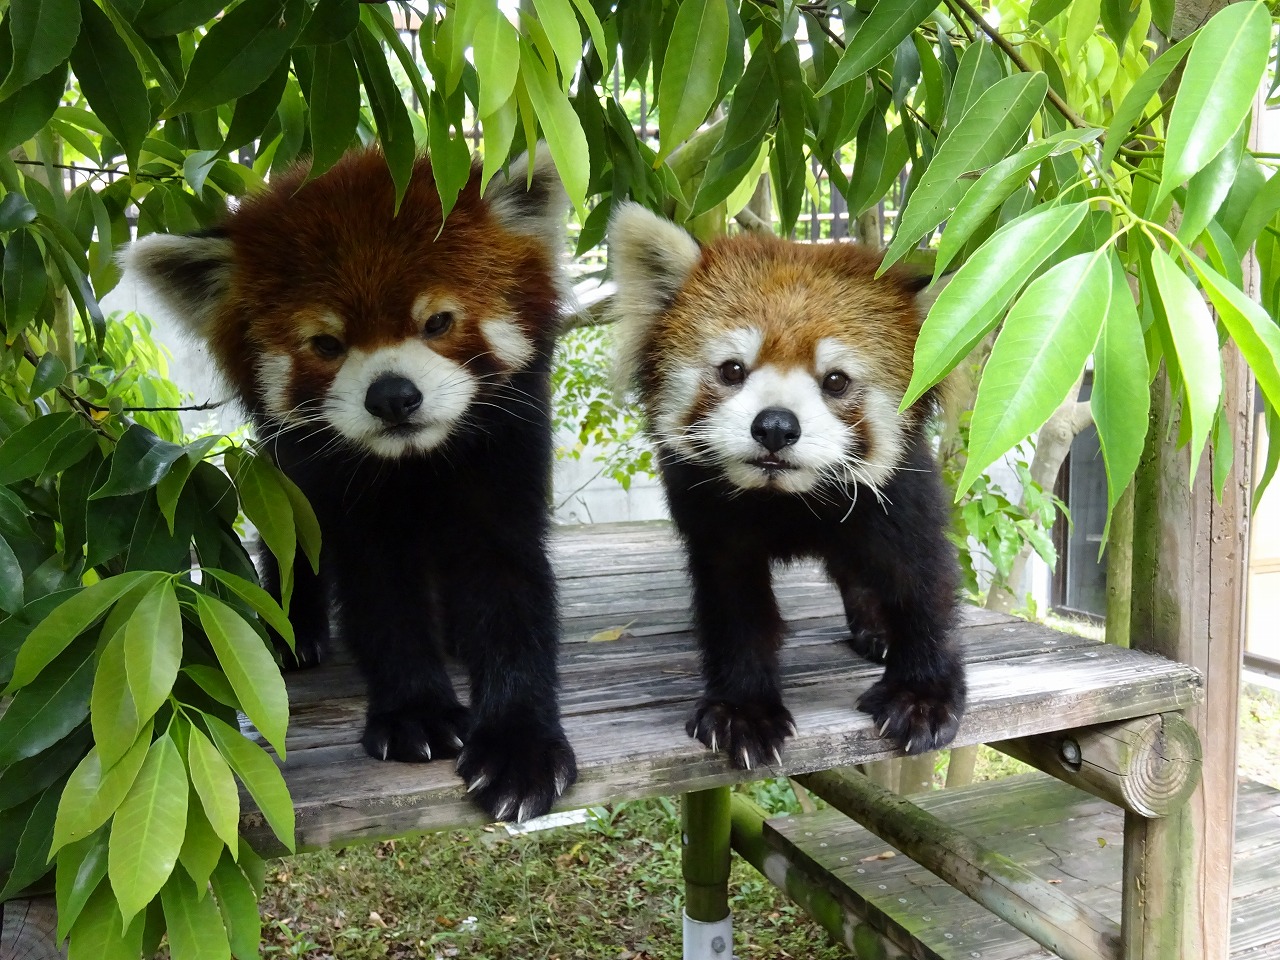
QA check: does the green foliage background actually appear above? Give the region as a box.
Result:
[0,0,1279,956]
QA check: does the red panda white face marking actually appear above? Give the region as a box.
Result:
[610,203,930,498]
[123,148,568,459]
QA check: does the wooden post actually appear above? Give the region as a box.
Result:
[681,787,733,959]
[796,768,1122,960]
[990,713,1202,818]
[0,898,65,959]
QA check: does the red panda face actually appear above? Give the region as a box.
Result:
[125,149,568,459]
[610,205,929,496]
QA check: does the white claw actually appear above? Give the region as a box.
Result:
[740,748,752,771]
[555,773,570,795]
[709,731,718,753]
[785,721,798,737]
[496,797,516,822]
[467,772,490,793]
[905,738,915,754]
[380,743,389,762]
[420,742,432,761]
[517,801,532,823]
[878,718,891,738]
[451,735,464,749]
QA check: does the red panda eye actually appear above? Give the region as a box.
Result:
[823,371,851,396]
[311,335,345,359]
[424,311,454,336]
[718,360,746,386]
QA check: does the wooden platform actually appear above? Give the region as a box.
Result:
[240,522,1204,854]
[766,772,1280,958]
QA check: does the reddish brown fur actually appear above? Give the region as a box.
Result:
[207,150,560,411]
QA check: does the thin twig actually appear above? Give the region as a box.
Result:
[11,158,180,182]
[947,0,1092,132]
[943,0,977,41]
[21,346,225,414]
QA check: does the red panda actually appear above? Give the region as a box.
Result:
[609,204,966,766]
[125,149,576,822]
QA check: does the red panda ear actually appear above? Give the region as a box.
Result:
[607,203,702,391]
[484,143,570,263]
[121,231,234,339]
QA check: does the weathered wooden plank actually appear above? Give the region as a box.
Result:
[793,769,1122,960]
[764,773,1280,959]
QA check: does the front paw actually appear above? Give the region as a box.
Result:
[685,697,796,770]
[456,715,577,823]
[274,628,325,671]
[857,666,966,755]
[847,626,889,664]
[361,702,471,762]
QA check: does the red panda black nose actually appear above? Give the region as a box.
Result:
[365,374,423,425]
[752,408,801,452]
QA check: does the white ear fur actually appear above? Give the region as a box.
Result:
[607,202,701,391]
[120,233,235,338]
[484,143,570,263]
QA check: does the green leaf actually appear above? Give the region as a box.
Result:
[56,830,109,940]
[299,0,359,44]
[1091,256,1149,546]
[6,570,160,692]
[30,350,68,396]
[273,469,321,574]
[474,1,521,118]
[935,128,1103,277]
[1157,1,1270,204]
[519,44,590,217]
[223,57,289,153]
[91,424,186,499]
[532,0,583,87]
[211,854,261,960]
[0,644,94,767]
[1230,164,1280,257]
[1258,403,1280,509]
[0,58,68,152]
[108,731,188,925]
[177,786,224,891]
[0,534,22,614]
[480,97,518,195]
[122,579,182,725]
[0,780,62,898]
[187,725,240,850]
[156,436,220,535]
[165,0,306,116]
[136,0,224,35]
[1099,32,1194,169]
[904,202,1090,407]
[51,722,153,855]
[66,882,143,960]
[91,629,143,769]
[183,665,240,711]
[196,593,289,757]
[349,18,415,211]
[205,714,295,852]
[228,451,295,608]
[307,39,359,181]
[1178,122,1244,243]
[883,72,1047,271]
[1149,246,1221,483]
[0,725,90,812]
[818,0,939,96]
[959,251,1112,494]
[161,866,232,960]
[656,0,729,163]
[0,191,37,230]
[204,568,294,650]
[569,0,608,68]
[1188,252,1280,413]
[71,0,150,173]
[0,0,81,100]
[3,227,47,335]
[428,90,473,222]
[1211,402,1232,502]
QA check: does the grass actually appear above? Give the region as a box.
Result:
[259,690,1280,959]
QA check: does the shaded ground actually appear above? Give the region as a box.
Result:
[260,689,1280,959]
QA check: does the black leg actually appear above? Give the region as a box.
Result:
[327,537,470,765]
[683,545,795,770]
[258,540,328,671]
[830,570,890,664]
[438,533,576,823]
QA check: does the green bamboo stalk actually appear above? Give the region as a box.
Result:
[681,787,732,923]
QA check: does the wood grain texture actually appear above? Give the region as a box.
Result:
[766,773,1280,960]
[238,524,1203,855]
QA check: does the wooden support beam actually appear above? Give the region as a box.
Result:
[990,713,1202,818]
[729,794,913,959]
[795,768,1122,960]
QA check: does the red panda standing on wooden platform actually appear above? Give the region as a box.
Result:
[126,150,576,822]
[609,204,966,766]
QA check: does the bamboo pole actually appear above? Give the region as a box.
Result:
[795,768,1122,960]
[681,787,733,959]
